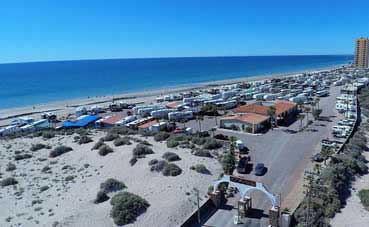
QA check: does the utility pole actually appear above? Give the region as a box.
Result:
[303,169,329,227]
[303,170,318,227]
[193,188,201,224]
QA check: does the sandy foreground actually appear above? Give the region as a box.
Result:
[330,137,369,227]
[0,131,223,227]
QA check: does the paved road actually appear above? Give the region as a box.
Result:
[199,85,344,227]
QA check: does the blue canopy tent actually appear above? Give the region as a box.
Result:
[63,115,101,128]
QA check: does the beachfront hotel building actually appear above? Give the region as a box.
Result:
[355,37,369,68]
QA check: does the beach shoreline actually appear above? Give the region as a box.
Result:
[0,63,347,125]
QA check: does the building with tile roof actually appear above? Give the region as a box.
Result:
[220,113,270,133]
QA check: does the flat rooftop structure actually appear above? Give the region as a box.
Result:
[63,115,101,128]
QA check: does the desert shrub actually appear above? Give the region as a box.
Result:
[75,128,89,136]
[190,164,211,174]
[202,138,223,150]
[92,139,105,150]
[150,160,167,172]
[162,152,181,162]
[154,132,170,142]
[6,162,16,171]
[132,144,154,158]
[129,157,138,166]
[166,140,179,148]
[221,152,236,175]
[191,136,207,146]
[1,177,18,187]
[162,163,182,176]
[104,133,120,142]
[166,134,191,148]
[42,131,56,139]
[98,145,114,156]
[194,131,210,137]
[30,143,46,151]
[100,178,126,193]
[139,130,156,137]
[40,185,49,192]
[109,127,137,136]
[78,135,93,144]
[148,159,158,166]
[41,166,51,173]
[127,136,152,146]
[65,175,75,181]
[14,153,32,161]
[129,157,137,166]
[110,192,150,226]
[358,189,369,210]
[114,137,131,146]
[192,149,212,158]
[139,140,152,146]
[49,146,73,158]
[94,190,110,204]
[32,131,43,137]
[171,134,191,142]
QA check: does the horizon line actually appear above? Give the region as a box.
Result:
[0,53,354,65]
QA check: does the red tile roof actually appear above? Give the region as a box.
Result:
[166,102,180,109]
[233,101,296,116]
[233,103,269,115]
[222,113,269,125]
[274,101,297,115]
[138,120,158,129]
[101,115,124,125]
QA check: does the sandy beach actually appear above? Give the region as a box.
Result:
[0,64,345,127]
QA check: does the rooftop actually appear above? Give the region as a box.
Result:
[138,120,158,129]
[100,115,124,125]
[233,101,296,116]
[222,113,269,125]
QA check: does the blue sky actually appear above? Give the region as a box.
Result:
[0,0,368,63]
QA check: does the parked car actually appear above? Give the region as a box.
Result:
[237,157,249,174]
[254,163,266,176]
[320,139,336,149]
[174,127,185,133]
[311,153,324,163]
[214,133,229,141]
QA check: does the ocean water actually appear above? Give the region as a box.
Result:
[0,55,353,109]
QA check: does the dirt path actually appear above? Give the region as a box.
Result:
[330,142,369,227]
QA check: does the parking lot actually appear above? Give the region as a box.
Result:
[193,85,345,227]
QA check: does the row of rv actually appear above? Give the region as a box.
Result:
[153,67,366,109]
[0,117,52,136]
[332,84,362,139]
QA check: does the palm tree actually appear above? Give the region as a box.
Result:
[320,147,334,165]
[297,114,305,130]
[298,103,305,113]
[229,136,236,155]
[315,97,321,110]
[313,163,321,174]
[180,119,187,128]
[196,115,203,132]
[267,106,276,129]
[304,106,311,122]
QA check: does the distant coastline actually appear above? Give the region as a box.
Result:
[0,55,353,111]
[0,60,349,126]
